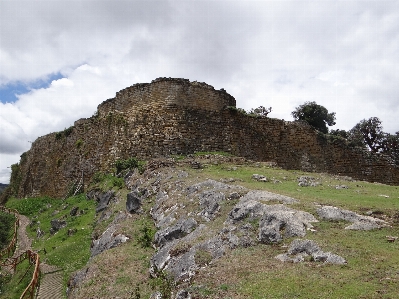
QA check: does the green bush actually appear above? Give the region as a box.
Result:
[90,172,124,190]
[114,157,145,175]
[137,222,156,248]
[75,139,84,149]
[115,158,139,174]
[0,211,15,250]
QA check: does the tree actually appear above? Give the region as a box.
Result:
[384,131,399,164]
[248,106,272,118]
[348,118,399,164]
[291,101,336,134]
[329,129,348,139]
[347,117,387,153]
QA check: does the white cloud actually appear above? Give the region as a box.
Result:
[0,0,399,183]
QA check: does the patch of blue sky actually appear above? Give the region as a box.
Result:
[0,72,64,103]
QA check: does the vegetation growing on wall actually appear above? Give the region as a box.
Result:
[55,126,74,140]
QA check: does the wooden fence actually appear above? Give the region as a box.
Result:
[0,206,41,299]
[20,250,41,299]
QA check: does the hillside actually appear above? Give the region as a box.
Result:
[5,154,399,298]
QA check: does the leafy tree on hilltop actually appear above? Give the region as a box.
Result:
[348,117,399,164]
[348,117,387,153]
[291,101,336,134]
[248,106,272,118]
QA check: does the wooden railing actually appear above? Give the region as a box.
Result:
[0,206,19,261]
[0,206,41,299]
[20,250,40,299]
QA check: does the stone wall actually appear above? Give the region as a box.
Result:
[14,78,399,198]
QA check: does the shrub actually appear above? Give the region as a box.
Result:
[0,211,15,249]
[137,222,156,248]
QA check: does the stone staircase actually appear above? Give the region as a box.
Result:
[37,264,64,299]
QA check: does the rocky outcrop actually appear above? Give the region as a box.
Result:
[50,219,67,235]
[275,239,347,265]
[87,190,115,213]
[91,224,129,257]
[317,205,388,230]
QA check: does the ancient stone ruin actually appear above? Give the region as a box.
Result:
[12,77,399,198]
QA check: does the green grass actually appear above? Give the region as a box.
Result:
[198,163,399,212]
[0,211,15,250]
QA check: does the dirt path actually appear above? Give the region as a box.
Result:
[14,214,32,257]
[7,212,65,298]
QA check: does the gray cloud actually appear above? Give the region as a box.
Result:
[0,0,399,183]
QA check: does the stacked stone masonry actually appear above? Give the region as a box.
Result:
[15,78,399,198]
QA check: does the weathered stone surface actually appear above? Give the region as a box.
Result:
[36,227,44,238]
[258,209,313,243]
[91,225,129,257]
[252,174,268,182]
[149,292,162,299]
[167,248,197,281]
[198,190,225,220]
[297,176,320,187]
[68,267,88,294]
[317,205,387,230]
[89,190,115,213]
[276,239,347,265]
[241,190,298,204]
[228,199,265,222]
[126,190,142,213]
[154,218,197,247]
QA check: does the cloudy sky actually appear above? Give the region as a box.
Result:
[1,0,398,183]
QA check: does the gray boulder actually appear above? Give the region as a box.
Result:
[154,218,197,247]
[50,219,67,235]
[95,190,115,213]
[198,190,225,220]
[167,248,197,281]
[126,190,142,213]
[258,209,310,244]
[276,239,346,265]
[91,225,129,257]
[252,174,268,182]
[228,199,265,222]
[297,176,320,187]
[317,205,387,230]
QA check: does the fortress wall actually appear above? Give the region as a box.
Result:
[14,79,399,198]
[97,78,236,116]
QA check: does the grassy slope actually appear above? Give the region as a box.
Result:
[184,161,399,298]
[3,157,399,298]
